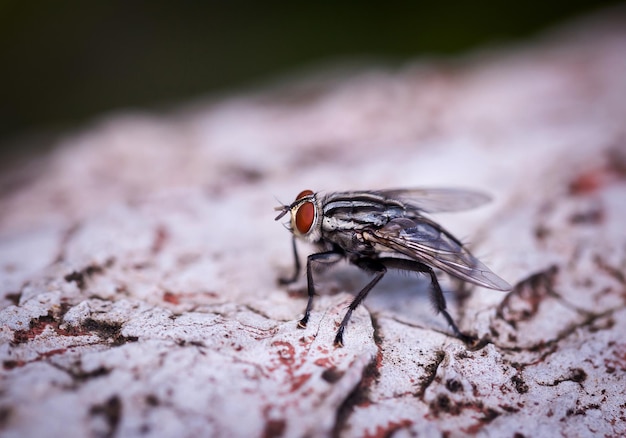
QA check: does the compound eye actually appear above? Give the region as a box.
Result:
[293,190,315,234]
[295,201,315,234]
[295,189,314,201]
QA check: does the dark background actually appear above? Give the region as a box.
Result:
[1,1,621,158]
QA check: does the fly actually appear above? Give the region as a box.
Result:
[274,188,511,347]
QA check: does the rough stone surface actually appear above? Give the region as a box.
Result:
[2,11,626,438]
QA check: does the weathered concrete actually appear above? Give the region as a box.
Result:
[1,10,625,438]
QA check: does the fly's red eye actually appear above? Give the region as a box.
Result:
[295,201,315,234]
[296,189,314,201]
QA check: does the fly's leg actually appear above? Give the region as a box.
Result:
[279,236,301,285]
[334,259,386,347]
[379,258,474,343]
[298,250,343,329]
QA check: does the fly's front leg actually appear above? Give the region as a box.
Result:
[379,258,474,343]
[279,236,301,285]
[298,250,343,329]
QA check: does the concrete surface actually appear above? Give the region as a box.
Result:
[1,10,625,438]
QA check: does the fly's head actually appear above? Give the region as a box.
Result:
[274,189,323,242]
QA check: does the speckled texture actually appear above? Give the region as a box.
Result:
[2,11,626,438]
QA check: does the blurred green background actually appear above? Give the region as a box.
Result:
[1,0,622,156]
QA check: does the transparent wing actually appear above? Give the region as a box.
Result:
[375,188,492,213]
[363,217,511,290]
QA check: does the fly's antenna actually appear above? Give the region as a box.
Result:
[274,207,289,221]
[273,195,291,221]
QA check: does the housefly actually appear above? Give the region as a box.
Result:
[275,188,511,347]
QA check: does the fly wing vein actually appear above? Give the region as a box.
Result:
[375,188,491,213]
[364,222,510,291]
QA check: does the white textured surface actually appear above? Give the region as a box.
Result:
[1,11,626,438]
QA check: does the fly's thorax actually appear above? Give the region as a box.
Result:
[320,192,405,233]
[318,192,406,255]
[289,190,323,242]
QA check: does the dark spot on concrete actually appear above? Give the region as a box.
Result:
[5,292,21,306]
[604,342,626,373]
[445,379,463,393]
[499,404,520,413]
[12,313,56,345]
[332,355,380,436]
[513,433,526,438]
[455,350,469,360]
[459,406,500,433]
[534,225,550,240]
[433,394,453,414]
[511,374,529,394]
[81,318,138,345]
[262,418,286,438]
[542,368,588,387]
[0,406,12,428]
[497,265,558,325]
[483,408,499,422]
[589,315,615,334]
[569,208,604,225]
[566,407,588,417]
[429,395,501,431]
[71,366,111,383]
[11,308,136,351]
[145,394,159,407]
[90,395,122,438]
[528,342,557,357]
[570,368,587,383]
[416,350,445,398]
[64,263,106,290]
[83,318,120,336]
[3,360,26,369]
[321,366,345,384]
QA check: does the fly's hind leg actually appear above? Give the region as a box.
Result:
[379,258,475,343]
